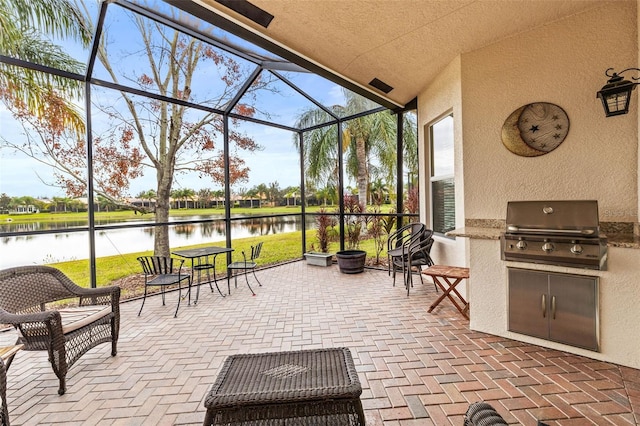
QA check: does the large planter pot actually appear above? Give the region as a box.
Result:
[304,252,334,267]
[336,250,367,274]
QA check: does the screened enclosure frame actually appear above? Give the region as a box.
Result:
[0,0,417,287]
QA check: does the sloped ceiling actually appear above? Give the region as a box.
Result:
[194,0,613,108]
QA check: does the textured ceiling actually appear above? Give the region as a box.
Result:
[195,0,611,108]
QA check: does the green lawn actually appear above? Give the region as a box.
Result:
[51,230,386,299]
[5,205,397,299]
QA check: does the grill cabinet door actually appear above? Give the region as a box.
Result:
[508,269,549,340]
[549,274,599,351]
[509,268,599,352]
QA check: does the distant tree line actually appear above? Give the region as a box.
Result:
[0,177,402,214]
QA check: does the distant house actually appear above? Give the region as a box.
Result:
[128,197,157,209]
[11,205,39,214]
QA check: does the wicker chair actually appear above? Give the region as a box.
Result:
[0,345,22,426]
[0,357,7,426]
[464,402,509,425]
[0,266,120,395]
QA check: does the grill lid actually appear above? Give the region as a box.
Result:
[505,200,599,236]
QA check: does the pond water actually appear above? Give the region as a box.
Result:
[0,215,305,268]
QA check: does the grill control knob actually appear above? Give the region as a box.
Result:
[571,244,584,254]
[542,242,555,253]
[516,240,527,250]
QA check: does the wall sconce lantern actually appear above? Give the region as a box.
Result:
[596,68,640,117]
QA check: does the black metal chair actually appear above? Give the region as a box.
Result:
[137,256,191,317]
[227,242,263,296]
[392,235,435,296]
[388,222,428,283]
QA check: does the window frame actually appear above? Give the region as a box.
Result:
[429,113,455,238]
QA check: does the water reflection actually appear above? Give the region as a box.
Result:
[1,216,155,233]
[0,216,305,269]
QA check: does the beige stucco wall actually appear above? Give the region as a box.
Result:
[417,57,466,268]
[417,1,640,368]
[460,1,638,222]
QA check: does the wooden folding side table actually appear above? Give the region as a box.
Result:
[422,265,470,319]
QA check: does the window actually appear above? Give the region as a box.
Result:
[430,114,455,236]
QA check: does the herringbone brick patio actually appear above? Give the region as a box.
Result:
[1,261,638,425]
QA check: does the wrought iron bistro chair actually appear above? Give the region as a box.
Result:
[0,266,120,395]
[137,256,191,318]
[227,242,263,296]
[387,222,427,282]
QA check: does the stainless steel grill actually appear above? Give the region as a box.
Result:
[500,200,608,270]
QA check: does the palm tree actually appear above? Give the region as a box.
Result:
[283,186,300,206]
[315,185,336,207]
[182,189,196,209]
[136,190,154,209]
[255,183,268,207]
[0,0,89,134]
[171,188,195,209]
[95,194,117,212]
[369,178,389,206]
[198,188,212,209]
[212,189,225,208]
[246,187,259,208]
[294,90,415,209]
[268,181,280,206]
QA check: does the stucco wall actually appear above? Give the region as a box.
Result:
[417,1,640,368]
[461,1,638,223]
[417,57,466,267]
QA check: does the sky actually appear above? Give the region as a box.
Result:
[0,0,363,200]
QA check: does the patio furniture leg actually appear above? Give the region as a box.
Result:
[197,260,225,299]
[211,263,225,297]
[251,269,262,287]
[240,266,256,296]
[174,283,181,318]
[138,287,148,316]
[228,267,256,296]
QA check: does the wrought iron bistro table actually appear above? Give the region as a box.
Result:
[203,347,365,426]
[422,265,470,319]
[172,246,233,303]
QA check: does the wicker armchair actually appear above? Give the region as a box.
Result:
[0,266,120,395]
[0,357,7,426]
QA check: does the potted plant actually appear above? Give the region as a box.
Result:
[336,249,366,274]
[304,250,334,266]
[304,208,335,267]
[336,196,367,274]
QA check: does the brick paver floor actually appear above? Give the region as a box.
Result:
[1,261,638,425]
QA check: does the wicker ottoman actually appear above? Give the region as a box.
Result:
[203,347,365,425]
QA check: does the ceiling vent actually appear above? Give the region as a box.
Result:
[369,78,394,94]
[214,0,274,28]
